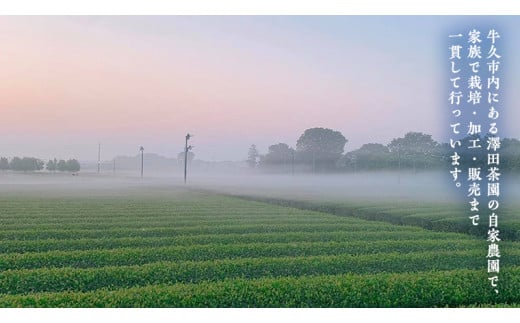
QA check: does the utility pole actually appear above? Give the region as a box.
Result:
[113,158,116,174]
[184,133,193,184]
[97,143,101,174]
[139,146,144,178]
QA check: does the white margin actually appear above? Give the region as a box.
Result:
[0,0,519,15]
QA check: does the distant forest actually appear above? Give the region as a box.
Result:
[247,127,520,173]
[2,127,519,174]
[0,157,80,173]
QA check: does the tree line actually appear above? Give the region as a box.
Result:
[0,157,80,173]
[247,127,520,173]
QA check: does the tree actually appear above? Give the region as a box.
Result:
[260,143,295,166]
[46,158,80,172]
[388,132,439,172]
[356,143,389,155]
[9,157,22,171]
[9,157,44,172]
[46,158,57,172]
[296,127,347,172]
[66,159,81,172]
[342,143,391,171]
[0,157,9,170]
[247,144,259,168]
[57,159,67,172]
[33,158,44,171]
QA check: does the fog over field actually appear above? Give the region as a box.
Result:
[2,170,519,208]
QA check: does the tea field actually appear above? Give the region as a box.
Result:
[0,187,519,307]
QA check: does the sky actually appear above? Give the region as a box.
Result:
[1,16,519,161]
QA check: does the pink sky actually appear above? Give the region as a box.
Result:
[3,16,508,161]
